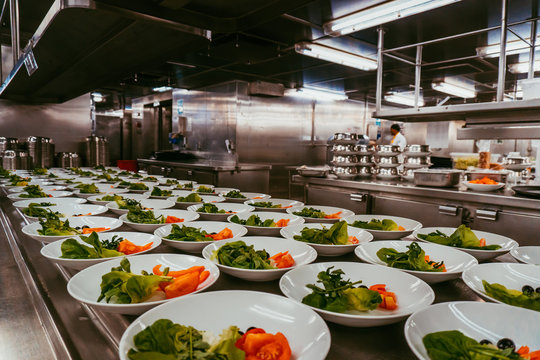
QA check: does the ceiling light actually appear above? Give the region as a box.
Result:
[431,80,476,98]
[152,86,173,92]
[323,0,461,36]
[295,42,377,71]
[385,91,425,107]
[91,92,104,102]
[476,36,540,58]
[508,60,540,74]
[285,87,348,101]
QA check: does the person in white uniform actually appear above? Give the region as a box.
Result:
[390,124,407,151]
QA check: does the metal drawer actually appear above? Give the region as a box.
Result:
[306,185,370,214]
[469,209,540,246]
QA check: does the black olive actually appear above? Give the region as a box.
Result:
[82,225,89,229]
[359,285,368,289]
[479,339,492,345]
[246,326,257,332]
[497,338,515,351]
[522,285,534,296]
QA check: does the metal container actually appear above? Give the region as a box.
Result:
[2,150,32,170]
[403,156,432,168]
[85,136,109,167]
[357,166,373,178]
[332,165,358,179]
[375,155,400,167]
[401,168,417,181]
[0,137,18,152]
[331,144,356,155]
[376,145,401,155]
[297,165,330,177]
[403,144,430,155]
[374,167,399,180]
[26,136,54,168]
[465,170,509,183]
[413,169,461,187]
[331,154,358,166]
[357,155,374,165]
[70,152,81,168]
[355,144,375,155]
[332,132,358,144]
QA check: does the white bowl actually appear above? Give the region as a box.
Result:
[226,211,304,236]
[462,263,540,307]
[13,197,86,208]
[40,232,161,270]
[187,202,254,221]
[404,302,540,360]
[8,190,73,201]
[154,221,248,253]
[22,216,123,243]
[510,246,540,265]
[193,184,215,193]
[244,198,304,212]
[23,204,108,221]
[287,205,354,223]
[343,214,422,240]
[168,194,225,209]
[202,236,317,281]
[86,193,149,205]
[213,187,240,194]
[67,254,219,315]
[107,199,175,215]
[118,290,330,360]
[355,240,478,284]
[413,227,518,261]
[73,188,129,199]
[280,262,434,327]
[281,222,373,256]
[8,185,67,193]
[464,181,505,192]
[220,191,271,203]
[142,186,175,199]
[119,209,200,232]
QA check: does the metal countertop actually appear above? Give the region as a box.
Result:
[138,159,272,172]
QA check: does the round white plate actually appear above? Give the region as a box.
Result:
[118,290,331,360]
[355,240,478,284]
[169,194,225,209]
[106,199,175,215]
[119,209,200,232]
[343,214,422,240]
[187,202,254,221]
[511,246,540,265]
[220,191,271,203]
[202,236,317,281]
[287,205,355,223]
[67,254,219,315]
[280,262,434,327]
[13,197,86,208]
[73,188,129,199]
[8,190,73,201]
[226,211,304,236]
[22,216,123,243]
[40,232,161,270]
[244,198,304,213]
[23,203,108,221]
[154,221,248,253]
[281,222,373,256]
[86,193,149,205]
[464,181,505,192]
[413,227,518,261]
[404,302,540,360]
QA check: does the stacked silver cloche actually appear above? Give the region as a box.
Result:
[330,133,360,179]
[401,144,432,181]
[374,145,401,180]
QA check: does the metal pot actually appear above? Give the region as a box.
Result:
[0,137,18,152]
[2,150,32,170]
[332,133,358,144]
[374,167,399,180]
[331,144,356,155]
[376,145,401,155]
[401,168,417,181]
[332,165,358,179]
[375,155,400,167]
[414,169,461,187]
[403,156,432,168]
[403,144,430,155]
[358,155,374,165]
[332,154,358,166]
[354,144,375,154]
[357,166,373,178]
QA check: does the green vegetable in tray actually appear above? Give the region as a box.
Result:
[196,185,214,193]
[142,176,158,182]
[98,194,123,202]
[302,267,381,313]
[60,232,123,259]
[176,193,203,203]
[18,185,49,198]
[94,165,106,171]
[293,221,349,245]
[77,183,100,194]
[214,240,275,270]
[116,198,143,211]
[177,182,194,189]
[128,182,148,190]
[37,217,81,236]
[224,190,246,199]
[150,186,172,197]
[292,207,326,218]
[164,224,210,242]
[95,173,118,181]
[126,208,165,224]
[417,225,501,250]
[118,171,132,176]
[130,173,143,179]
[350,218,398,231]
[32,168,48,175]
[118,180,132,187]
[376,242,446,272]
[0,168,11,177]
[251,201,281,209]
[22,203,63,218]
[47,173,58,178]
[483,281,540,312]
[196,203,227,214]
[165,179,178,185]
[229,214,276,227]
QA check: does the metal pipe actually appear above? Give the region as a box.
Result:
[0,0,7,25]
[376,27,384,113]
[497,0,508,103]
[507,27,531,46]
[414,45,422,109]
[529,1,538,80]
[9,0,19,68]
[385,53,416,66]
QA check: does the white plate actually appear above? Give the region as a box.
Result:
[404,302,540,360]
[119,209,200,232]
[157,177,183,185]
[22,216,123,243]
[118,290,330,360]
[220,191,271,203]
[462,263,540,307]
[67,254,219,315]
[23,204,108,221]
[154,221,248,253]
[343,214,422,240]
[280,262,434,327]
[226,211,304,236]
[73,188,129,199]
[202,236,317,281]
[244,198,304,212]
[413,227,518,261]
[106,199,175,215]
[13,197,87,208]
[464,181,505,192]
[7,190,73,201]
[187,202,254,221]
[511,246,540,265]
[168,194,225,209]
[142,186,175,199]
[40,232,161,270]
[86,193,149,205]
[287,205,355,223]
[281,222,373,256]
[8,185,67,193]
[355,240,478,284]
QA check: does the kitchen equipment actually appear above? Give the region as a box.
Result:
[413,169,461,187]
[400,168,416,181]
[2,150,32,170]
[355,144,375,154]
[512,185,540,199]
[403,156,432,169]
[356,166,373,178]
[374,155,400,167]
[331,144,355,155]
[85,135,109,167]
[376,144,400,156]
[297,165,330,177]
[374,167,399,180]
[0,137,18,152]
[331,154,358,165]
[56,152,81,168]
[357,155,374,165]
[332,165,358,179]
[26,136,54,168]
[465,170,508,183]
[403,144,430,156]
[332,132,358,144]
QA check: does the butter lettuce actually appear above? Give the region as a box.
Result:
[293,221,349,245]
[483,281,540,312]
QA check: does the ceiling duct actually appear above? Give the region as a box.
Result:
[247,81,284,97]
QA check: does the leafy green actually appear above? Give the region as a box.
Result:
[215,240,275,269]
[128,182,149,190]
[224,190,246,199]
[116,198,143,211]
[196,186,214,193]
[177,182,194,189]
[165,179,178,185]
[60,232,123,259]
[38,217,81,236]
[229,214,276,227]
[292,207,326,218]
[251,201,281,208]
[176,193,203,203]
[293,221,349,245]
[47,173,58,178]
[22,203,63,218]
[196,203,227,214]
[301,267,381,313]
[350,219,398,231]
[118,171,132,176]
[423,330,522,360]
[98,194,124,202]
[151,187,172,197]
[208,326,245,360]
[118,180,132,187]
[18,185,48,198]
[0,168,11,177]
[483,281,540,312]
[130,173,143,179]
[163,224,210,242]
[376,242,446,272]
[143,176,158,182]
[417,225,501,250]
[126,208,165,224]
[32,168,48,175]
[77,183,100,194]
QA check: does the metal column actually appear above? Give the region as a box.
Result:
[414,45,423,108]
[9,0,19,68]
[496,0,508,102]
[528,2,538,80]
[376,27,384,113]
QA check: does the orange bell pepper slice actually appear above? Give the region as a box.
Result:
[165,215,184,223]
[348,236,359,244]
[163,271,200,299]
[81,227,110,234]
[205,227,234,240]
[324,211,342,219]
[117,239,153,255]
[275,219,290,227]
[269,251,295,269]
[238,331,292,360]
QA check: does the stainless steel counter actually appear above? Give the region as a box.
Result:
[1,192,515,360]
[138,159,272,172]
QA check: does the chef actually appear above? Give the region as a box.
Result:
[390,124,407,151]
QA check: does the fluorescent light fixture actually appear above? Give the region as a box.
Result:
[285,87,348,101]
[324,0,461,36]
[432,79,476,98]
[385,91,425,107]
[508,60,540,74]
[152,86,173,92]
[295,42,377,71]
[476,36,540,58]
